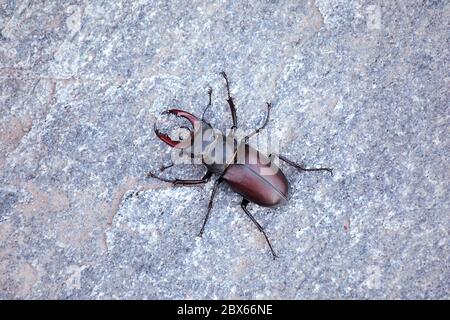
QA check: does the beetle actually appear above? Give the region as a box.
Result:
[147,72,332,259]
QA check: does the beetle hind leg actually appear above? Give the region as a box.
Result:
[240,199,278,260]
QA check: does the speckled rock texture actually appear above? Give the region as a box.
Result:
[0,0,448,299]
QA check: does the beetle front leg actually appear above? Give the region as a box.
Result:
[270,153,333,175]
[198,177,223,236]
[240,199,277,260]
[146,170,213,185]
[220,71,237,130]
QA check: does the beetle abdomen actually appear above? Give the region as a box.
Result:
[223,145,289,207]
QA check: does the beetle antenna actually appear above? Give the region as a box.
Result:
[201,86,213,122]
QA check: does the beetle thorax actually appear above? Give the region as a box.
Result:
[202,131,238,174]
[180,123,237,174]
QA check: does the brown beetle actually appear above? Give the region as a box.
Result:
[148,72,332,259]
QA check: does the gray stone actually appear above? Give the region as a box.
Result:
[0,0,448,299]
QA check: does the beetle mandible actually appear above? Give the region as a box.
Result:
[147,72,332,259]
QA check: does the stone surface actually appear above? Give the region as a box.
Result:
[0,0,449,299]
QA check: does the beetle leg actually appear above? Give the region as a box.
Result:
[270,153,333,175]
[198,177,223,237]
[244,102,272,143]
[240,199,278,260]
[159,162,174,172]
[201,86,213,122]
[220,71,237,130]
[146,170,213,185]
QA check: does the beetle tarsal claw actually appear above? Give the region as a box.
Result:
[146,171,156,178]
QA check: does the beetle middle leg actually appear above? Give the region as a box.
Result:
[270,153,333,175]
[198,177,223,236]
[240,199,278,259]
[220,71,237,130]
[147,170,213,185]
[244,102,272,143]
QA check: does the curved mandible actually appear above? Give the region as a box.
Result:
[154,109,201,148]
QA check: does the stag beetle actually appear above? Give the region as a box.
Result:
[147,72,332,259]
